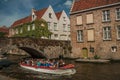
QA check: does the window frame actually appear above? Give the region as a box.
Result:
[103,26,111,40]
[117,25,120,40]
[102,10,110,22]
[116,8,120,20]
[54,23,57,31]
[77,30,83,42]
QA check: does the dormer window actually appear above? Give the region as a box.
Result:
[32,14,36,21]
[49,13,52,18]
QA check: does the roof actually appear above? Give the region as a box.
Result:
[71,0,120,12]
[0,26,9,33]
[55,11,62,20]
[11,16,31,28]
[11,8,47,28]
[35,8,47,19]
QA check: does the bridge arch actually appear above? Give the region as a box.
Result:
[18,47,47,59]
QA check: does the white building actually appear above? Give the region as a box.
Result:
[10,5,70,40]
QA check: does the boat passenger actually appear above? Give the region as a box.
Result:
[37,61,41,67]
[59,59,65,67]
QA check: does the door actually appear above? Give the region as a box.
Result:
[82,48,88,59]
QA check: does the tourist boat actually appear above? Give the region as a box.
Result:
[20,63,76,75]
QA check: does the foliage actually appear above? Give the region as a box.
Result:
[0,32,6,37]
[13,19,52,38]
[94,54,100,59]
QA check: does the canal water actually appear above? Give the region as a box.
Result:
[0,55,120,80]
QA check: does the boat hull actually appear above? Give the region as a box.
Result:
[20,64,76,75]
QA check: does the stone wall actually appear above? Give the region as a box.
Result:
[0,38,72,59]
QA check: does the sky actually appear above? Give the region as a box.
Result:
[0,0,73,27]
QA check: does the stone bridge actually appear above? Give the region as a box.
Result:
[0,38,72,59]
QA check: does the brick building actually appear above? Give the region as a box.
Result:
[70,0,120,59]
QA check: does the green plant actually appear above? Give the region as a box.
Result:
[94,55,100,59]
[13,19,52,38]
[0,32,6,37]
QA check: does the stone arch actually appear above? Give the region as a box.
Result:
[18,47,47,58]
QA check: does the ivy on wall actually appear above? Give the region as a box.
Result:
[0,32,6,37]
[13,19,52,38]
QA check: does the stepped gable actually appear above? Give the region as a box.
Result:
[71,0,120,12]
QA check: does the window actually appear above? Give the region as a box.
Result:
[54,23,57,31]
[20,28,23,33]
[86,13,94,24]
[63,17,66,21]
[16,29,18,34]
[68,25,70,32]
[63,24,66,31]
[102,10,110,22]
[76,16,82,25]
[32,14,36,21]
[32,24,35,30]
[47,22,51,30]
[28,25,30,31]
[54,34,58,39]
[87,29,94,41]
[77,30,83,42]
[49,13,52,18]
[116,8,120,20]
[103,27,111,40]
[117,25,120,39]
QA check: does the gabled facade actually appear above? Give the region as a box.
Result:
[9,5,70,40]
[70,0,120,59]
[56,10,70,40]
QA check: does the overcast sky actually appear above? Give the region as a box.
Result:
[0,0,73,27]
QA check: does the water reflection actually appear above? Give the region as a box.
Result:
[1,55,120,80]
[19,65,73,80]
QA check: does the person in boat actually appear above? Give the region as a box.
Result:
[37,60,41,67]
[59,59,65,67]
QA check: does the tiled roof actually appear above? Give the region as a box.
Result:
[55,11,62,20]
[71,0,120,12]
[11,8,47,28]
[0,26,9,33]
[11,16,31,28]
[35,8,47,19]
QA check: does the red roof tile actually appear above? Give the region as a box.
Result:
[55,12,62,20]
[35,8,47,19]
[71,0,120,12]
[11,16,31,28]
[11,8,47,28]
[0,26,9,33]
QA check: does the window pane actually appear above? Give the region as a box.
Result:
[102,10,110,21]
[103,27,111,40]
[77,30,83,42]
[116,8,120,20]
